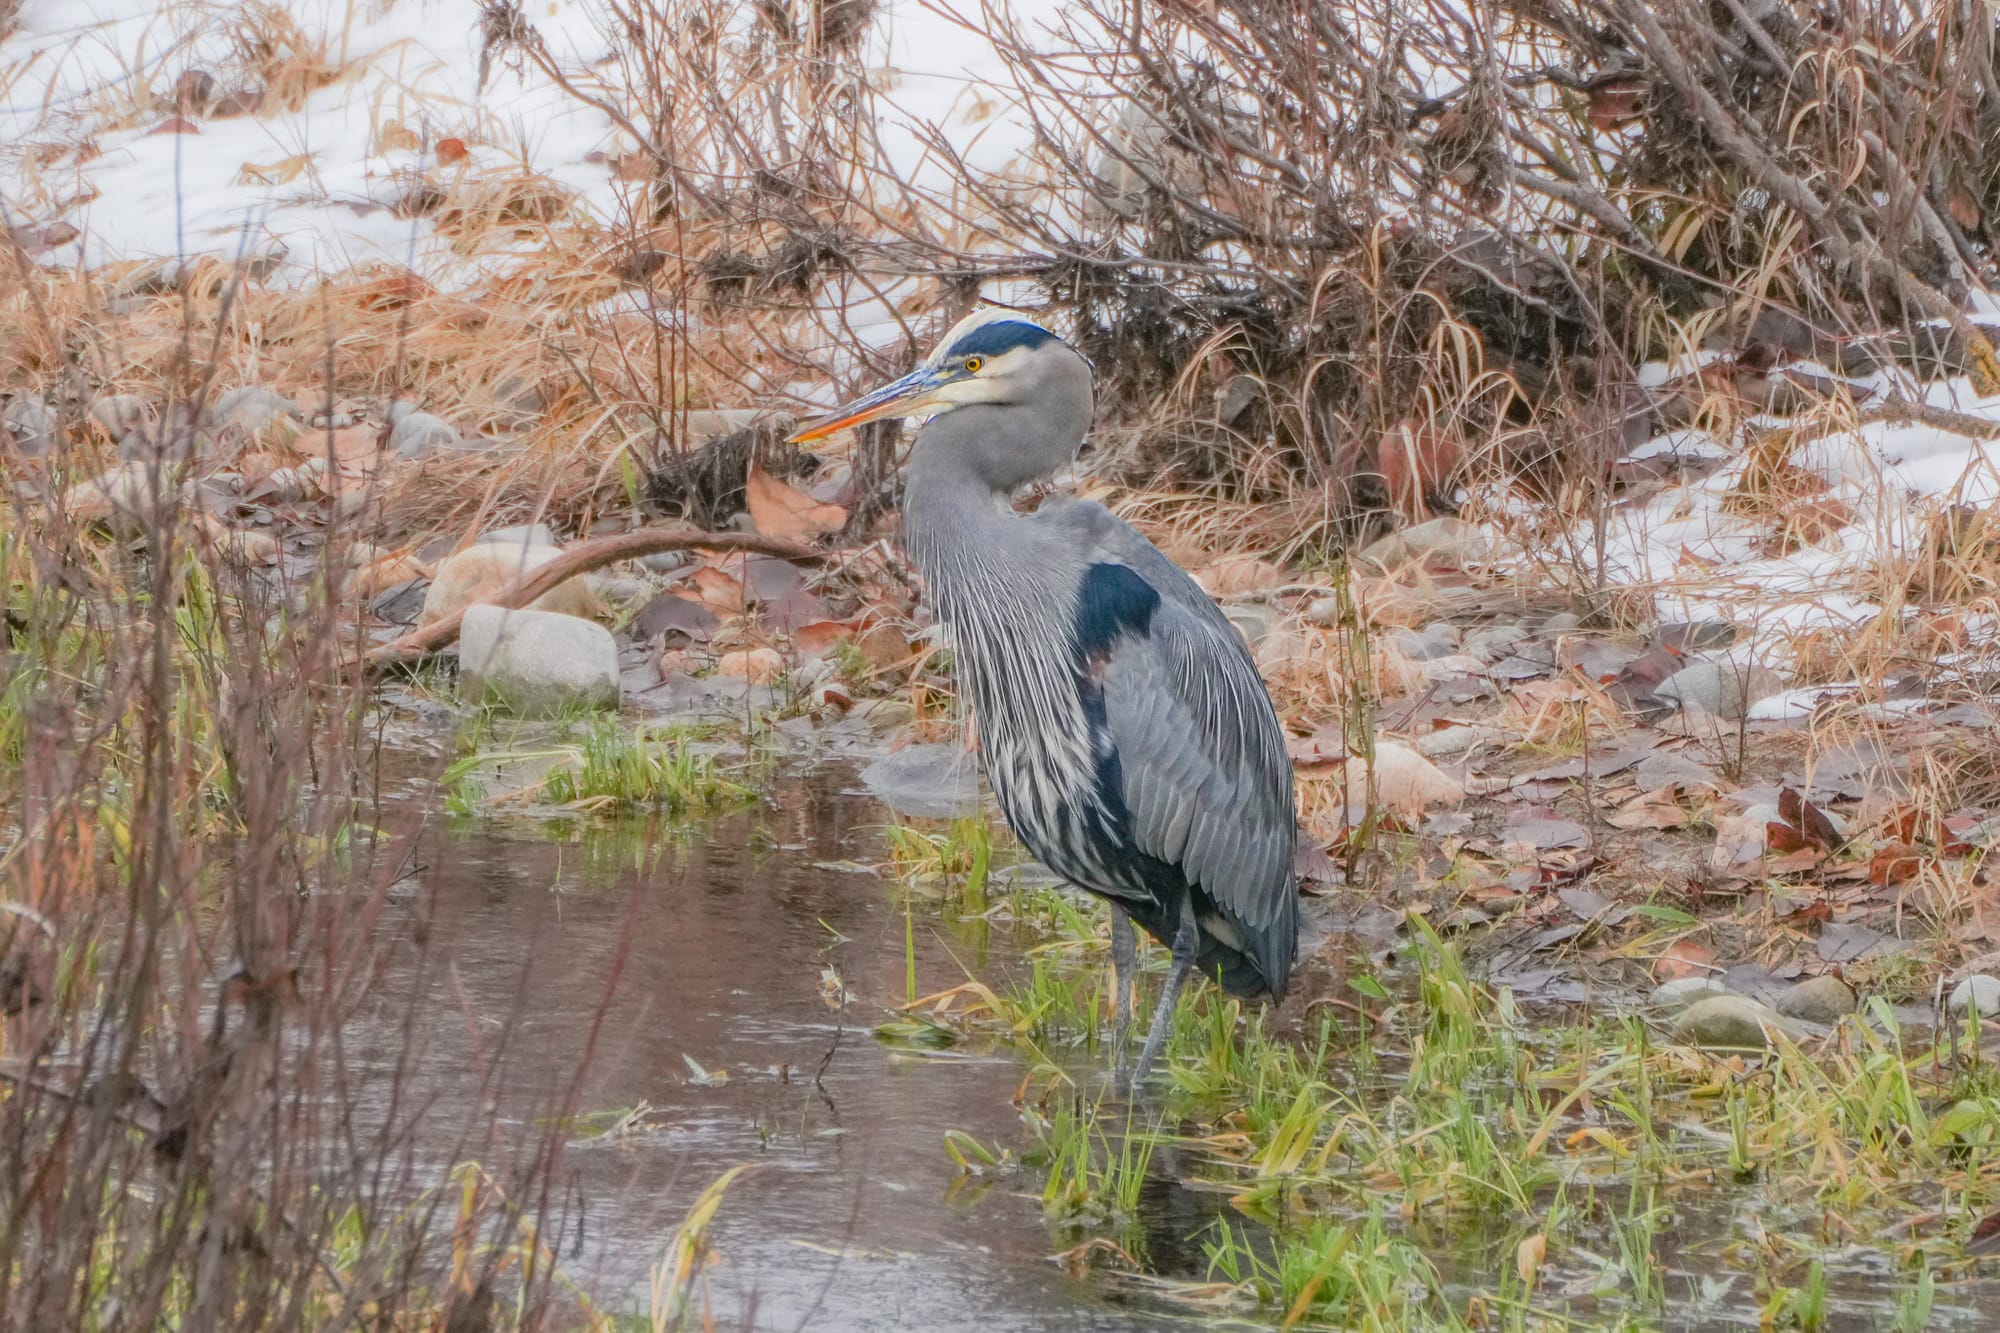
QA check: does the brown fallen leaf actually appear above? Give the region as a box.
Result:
[690,565,746,614]
[1606,783,1693,830]
[746,459,846,541]
[1775,786,1841,851]
[790,619,856,658]
[1655,939,1714,982]
[1867,842,1925,887]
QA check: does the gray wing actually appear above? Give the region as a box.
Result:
[1037,497,1297,951]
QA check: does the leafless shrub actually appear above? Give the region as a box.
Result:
[0,243,595,1333]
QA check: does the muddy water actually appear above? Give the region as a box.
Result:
[383,759,1224,1330]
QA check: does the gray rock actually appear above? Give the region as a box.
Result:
[1387,625,1461,661]
[861,742,983,818]
[387,410,459,458]
[371,578,430,625]
[1776,975,1857,1023]
[1948,974,2000,1018]
[89,394,154,435]
[457,605,620,716]
[1672,994,1801,1049]
[1462,624,1529,664]
[3,396,58,456]
[1653,660,1786,720]
[1650,976,1732,1013]
[212,386,304,436]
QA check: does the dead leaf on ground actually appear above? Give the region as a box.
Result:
[1607,783,1694,830]
[1655,939,1715,982]
[790,619,857,658]
[690,565,746,615]
[1867,842,1926,887]
[746,459,845,540]
[1771,786,1842,851]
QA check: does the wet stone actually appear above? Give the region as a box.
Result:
[1775,975,1857,1023]
[1672,995,1800,1049]
[1948,974,2000,1017]
[457,605,620,716]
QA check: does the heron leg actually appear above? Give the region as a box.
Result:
[1128,898,1199,1091]
[1109,905,1137,1075]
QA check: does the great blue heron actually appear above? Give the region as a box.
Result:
[792,309,1297,1087]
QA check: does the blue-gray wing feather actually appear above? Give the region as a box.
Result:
[1036,497,1297,982]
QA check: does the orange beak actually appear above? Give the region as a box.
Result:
[787,364,953,444]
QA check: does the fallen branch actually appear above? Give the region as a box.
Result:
[363,526,831,670]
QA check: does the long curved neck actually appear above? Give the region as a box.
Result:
[900,407,1029,595]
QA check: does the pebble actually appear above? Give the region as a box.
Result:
[1948,974,2000,1018]
[1775,975,1857,1024]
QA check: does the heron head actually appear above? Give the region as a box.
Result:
[788,309,1091,453]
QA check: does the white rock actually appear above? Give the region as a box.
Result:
[1949,974,2000,1018]
[458,606,620,716]
[420,541,598,625]
[1348,740,1464,819]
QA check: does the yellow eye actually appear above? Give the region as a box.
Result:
[963,355,983,373]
